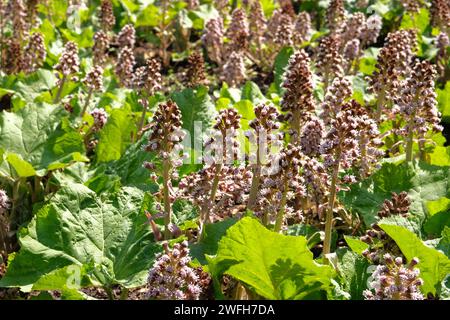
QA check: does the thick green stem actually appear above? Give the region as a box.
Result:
[405,111,417,163]
[391,118,401,153]
[375,90,385,122]
[323,70,330,95]
[247,167,261,211]
[274,177,289,232]
[405,129,414,162]
[0,16,3,70]
[162,157,172,240]
[105,286,114,300]
[418,137,426,161]
[44,172,53,195]
[263,209,269,227]
[256,38,263,67]
[160,0,170,67]
[80,88,93,118]
[53,75,67,104]
[137,101,148,139]
[10,179,20,228]
[120,287,129,300]
[247,142,261,210]
[291,110,301,145]
[33,176,41,203]
[405,91,421,162]
[0,220,7,255]
[83,126,95,149]
[209,164,222,210]
[200,163,222,239]
[323,154,340,264]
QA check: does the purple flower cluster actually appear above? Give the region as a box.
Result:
[54,41,80,79]
[364,255,424,300]
[147,241,203,300]
[90,108,108,132]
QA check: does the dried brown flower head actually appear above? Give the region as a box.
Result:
[144,100,184,159]
[133,58,162,95]
[320,76,353,124]
[368,29,417,120]
[395,59,442,161]
[378,192,410,218]
[430,0,450,31]
[280,49,315,140]
[274,14,293,47]
[185,52,208,88]
[316,35,344,90]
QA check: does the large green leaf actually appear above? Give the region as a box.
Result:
[171,85,216,139]
[438,227,450,258]
[400,8,430,34]
[10,69,57,108]
[0,184,161,289]
[96,108,136,163]
[241,81,267,105]
[273,46,294,95]
[438,82,450,123]
[0,103,86,177]
[93,132,157,192]
[424,197,450,237]
[190,218,238,265]
[135,4,160,27]
[379,223,450,295]
[340,162,450,227]
[189,4,219,30]
[429,146,450,166]
[344,236,369,255]
[336,249,371,300]
[207,217,335,300]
